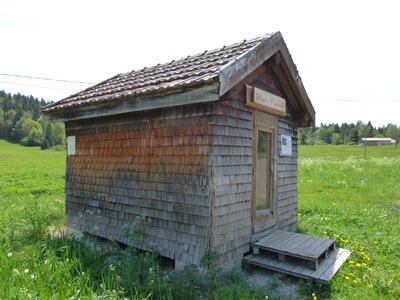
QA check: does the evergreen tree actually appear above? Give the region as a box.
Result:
[0,90,65,149]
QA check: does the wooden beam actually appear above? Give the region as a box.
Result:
[271,64,301,112]
[278,44,315,126]
[219,32,283,97]
[43,83,220,122]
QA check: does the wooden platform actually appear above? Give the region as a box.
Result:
[244,230,351,283]
[253,230,336,270]
[243,247,351,283]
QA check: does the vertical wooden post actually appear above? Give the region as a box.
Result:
[364,136,367,159]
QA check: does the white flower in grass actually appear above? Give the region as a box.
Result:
[7,252,13,257]
[24,268,29,274]
[12,269,20,276]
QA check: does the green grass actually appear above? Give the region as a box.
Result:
[0,140,266,299]
[298,144,400,299]
[299,144,399,159]
[1,140,399,299]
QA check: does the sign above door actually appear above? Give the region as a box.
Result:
[246,85,286,117]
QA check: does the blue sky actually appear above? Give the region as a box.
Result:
[1,0,399,126]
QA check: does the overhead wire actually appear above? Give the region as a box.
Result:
[0,72,95,85]
[1,72,400,102]
[315,98,400,102]
[0,80,77,92]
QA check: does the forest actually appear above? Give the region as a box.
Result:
[299,121,400,145]
[0,90,64,149]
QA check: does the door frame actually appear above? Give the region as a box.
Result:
[251,110,278,235]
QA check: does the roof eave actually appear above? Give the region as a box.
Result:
[219,31,315,128]
[42,82,220,122]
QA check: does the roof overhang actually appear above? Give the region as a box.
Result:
[219,32,315,127]
[43,82,220,122]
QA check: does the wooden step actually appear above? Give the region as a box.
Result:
[253,230,336,270]
[243,247,351,283]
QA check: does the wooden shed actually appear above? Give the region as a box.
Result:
[42,32,317,271]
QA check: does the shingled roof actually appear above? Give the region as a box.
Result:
[42,32,315,126]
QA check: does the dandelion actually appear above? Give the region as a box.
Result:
[368,283,373,289]
[353,279,358,284]
[24,269,29,274]
[312,292,317,300]
[345,276,350,280]
[7,252,13,257]
[349,260,354,264]
[362,263,367,267]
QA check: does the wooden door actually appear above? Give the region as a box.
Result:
[252,110,278,235]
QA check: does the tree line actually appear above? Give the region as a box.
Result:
[0,90,64,149]
[299,121,400,146]
[1,90,399,149]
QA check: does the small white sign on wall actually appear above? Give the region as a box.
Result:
[67,136,76,156]
[280,135,292,156]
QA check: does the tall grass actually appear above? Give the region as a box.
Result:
[298,145,400,299]
[0,140,267,299]
[1,140,399,299]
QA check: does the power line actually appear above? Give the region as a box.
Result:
[315,98,400,102]
[0,72,95,85]
[0,80,78,92]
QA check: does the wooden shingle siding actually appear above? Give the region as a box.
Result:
[65,104,215,266]
[210,99,253,265]
[277,115,298,231]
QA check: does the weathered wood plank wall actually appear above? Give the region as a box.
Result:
[249,63,298,232]
[277,109,298,231]
[65,104,214,265]
[210,98,253,265]
[63,57,300,268]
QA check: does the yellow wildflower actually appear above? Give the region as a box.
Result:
[368,283,373,289]
[345,276,350,280]
[356,263,362,267]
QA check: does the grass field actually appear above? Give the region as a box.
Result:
[0,140,399,299]
[298,145,400,299]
